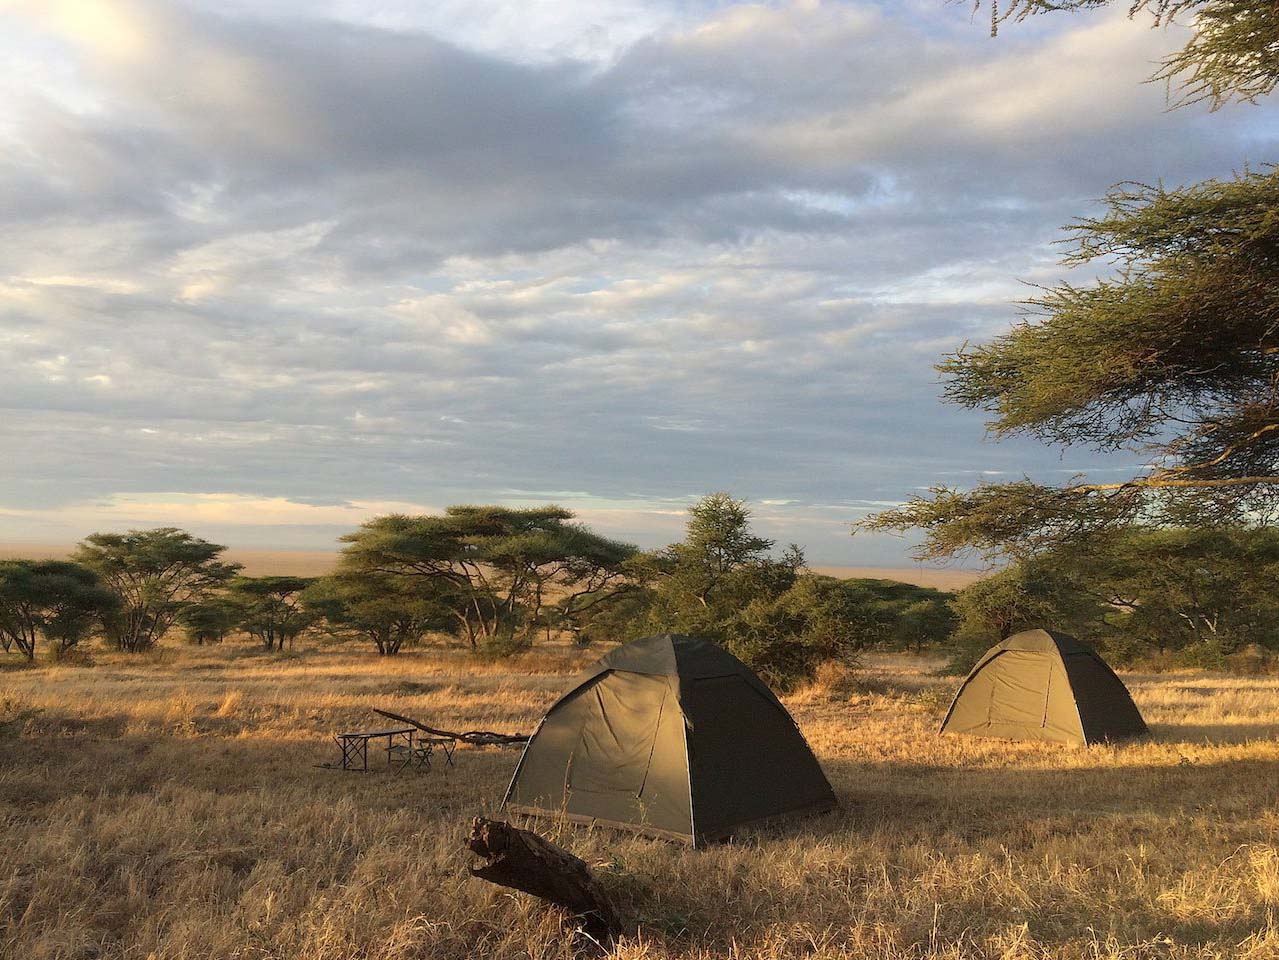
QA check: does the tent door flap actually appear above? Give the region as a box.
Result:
[567,673,669,797]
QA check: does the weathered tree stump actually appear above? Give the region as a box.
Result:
[465,817,622,948]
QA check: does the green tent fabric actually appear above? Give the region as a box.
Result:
[941,628,1149,746]
[503,633,837,845]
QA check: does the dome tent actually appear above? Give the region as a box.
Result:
[503,634,837,845]
[941,628,1148,746]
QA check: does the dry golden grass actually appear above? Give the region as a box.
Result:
[2,643,1277,959]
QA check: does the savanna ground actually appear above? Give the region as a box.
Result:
[1,643,1277,960]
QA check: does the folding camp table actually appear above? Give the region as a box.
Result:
[333,727,415,771]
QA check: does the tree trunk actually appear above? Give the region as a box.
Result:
[464,817,621,949]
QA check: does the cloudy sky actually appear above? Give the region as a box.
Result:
[1,0,1274,564]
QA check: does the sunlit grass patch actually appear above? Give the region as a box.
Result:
[1,642,1277,958]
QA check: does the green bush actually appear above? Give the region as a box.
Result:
[1170,641,1231,672]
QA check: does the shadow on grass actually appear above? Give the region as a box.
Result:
[0,715,520,812]
[616,751,1279,955]
[6,704,1278,959]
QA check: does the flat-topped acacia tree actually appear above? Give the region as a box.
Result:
[226,576,318,651]
[337,506,636,651]
[74,528,240,653]
[863,1,1279,562]
[178,597,240,646]
[302,570,450,655]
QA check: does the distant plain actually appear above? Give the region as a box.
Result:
[0,543,984,590]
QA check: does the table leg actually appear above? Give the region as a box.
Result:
[338,736,360,771]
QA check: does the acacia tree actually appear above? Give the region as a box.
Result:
[227,576,317,651]
[0,560,118,660]
[642,493,805,642]
[73,529,240,652]
[1053,527,1279,653]
[673,492,778,608]
[303,572,449,655]
[638,493,853,688]
[179,597,240,645]
[863,2,1279,561]
[337,506,637,650]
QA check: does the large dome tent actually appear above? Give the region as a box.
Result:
[503,634,836,846]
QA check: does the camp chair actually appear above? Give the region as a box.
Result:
[415,735,457,770]
[388,734,457,771]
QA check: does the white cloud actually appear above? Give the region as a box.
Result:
[0,0,1266,563]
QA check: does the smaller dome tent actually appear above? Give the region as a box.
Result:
[503,634,836,845]
[941,629,1148,746]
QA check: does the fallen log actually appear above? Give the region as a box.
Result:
[373,708,530,746]
[465,817,622,948]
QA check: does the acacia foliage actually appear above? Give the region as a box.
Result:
[867,168,1279,560]
[74,529,240,653]
[947,526,1279,670]
[335,506,636,652]
[0,560,117,660]
[948,171,1279,477]
[865,0,1279,561]
[984,1,1279,108]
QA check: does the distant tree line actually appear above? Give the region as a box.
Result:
[0,496,955,687]
[6,496,1275,683]
[946,526,1279,672]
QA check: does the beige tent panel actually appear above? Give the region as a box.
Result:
[944,650,1083,743]
[568,671,669,795]
[511,670,693,837]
